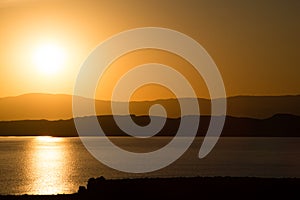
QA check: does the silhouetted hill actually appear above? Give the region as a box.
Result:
[227,95,300,118]
[1,176,299,199]
[0,94,89,121]
[76,176,300,200]
[0,114,299,137]
[0,93,300,121]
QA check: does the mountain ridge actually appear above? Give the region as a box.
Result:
[1,93,300,121]
[0,114,299,137]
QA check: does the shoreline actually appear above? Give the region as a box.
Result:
[1,114,299,137]
[1,176,300,199]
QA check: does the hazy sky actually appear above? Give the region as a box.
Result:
[0,0,299,99]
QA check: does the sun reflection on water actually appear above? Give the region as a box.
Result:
[28,136,68,194]
[35,136,63,143]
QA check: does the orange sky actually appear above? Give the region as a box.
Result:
[0,0,299,100]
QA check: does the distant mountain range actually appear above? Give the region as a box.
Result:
[0,114,299,137]
[0,93,300,121]
[0,93,299,137]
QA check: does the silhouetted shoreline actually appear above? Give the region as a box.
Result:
[0,114,299,137]
[1,176,299,199]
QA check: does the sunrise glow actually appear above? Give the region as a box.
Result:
[32,43,66,76]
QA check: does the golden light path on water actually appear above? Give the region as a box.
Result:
[28,136,69,194]
[0,136,299,195]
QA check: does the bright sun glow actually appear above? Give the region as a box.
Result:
[36,136,62,143]
[33,43,66,75]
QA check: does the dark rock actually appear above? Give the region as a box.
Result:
[77,186,86,195]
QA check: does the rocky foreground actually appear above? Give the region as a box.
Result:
[1,176,300,199]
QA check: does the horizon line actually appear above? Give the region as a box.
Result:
[0,113,299,123]
[1,92,300,102]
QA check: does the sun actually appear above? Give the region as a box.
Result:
[33,43,66,75]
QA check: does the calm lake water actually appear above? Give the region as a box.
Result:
[0,136,299,195]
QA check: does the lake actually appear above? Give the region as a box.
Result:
[0,136,299,195]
